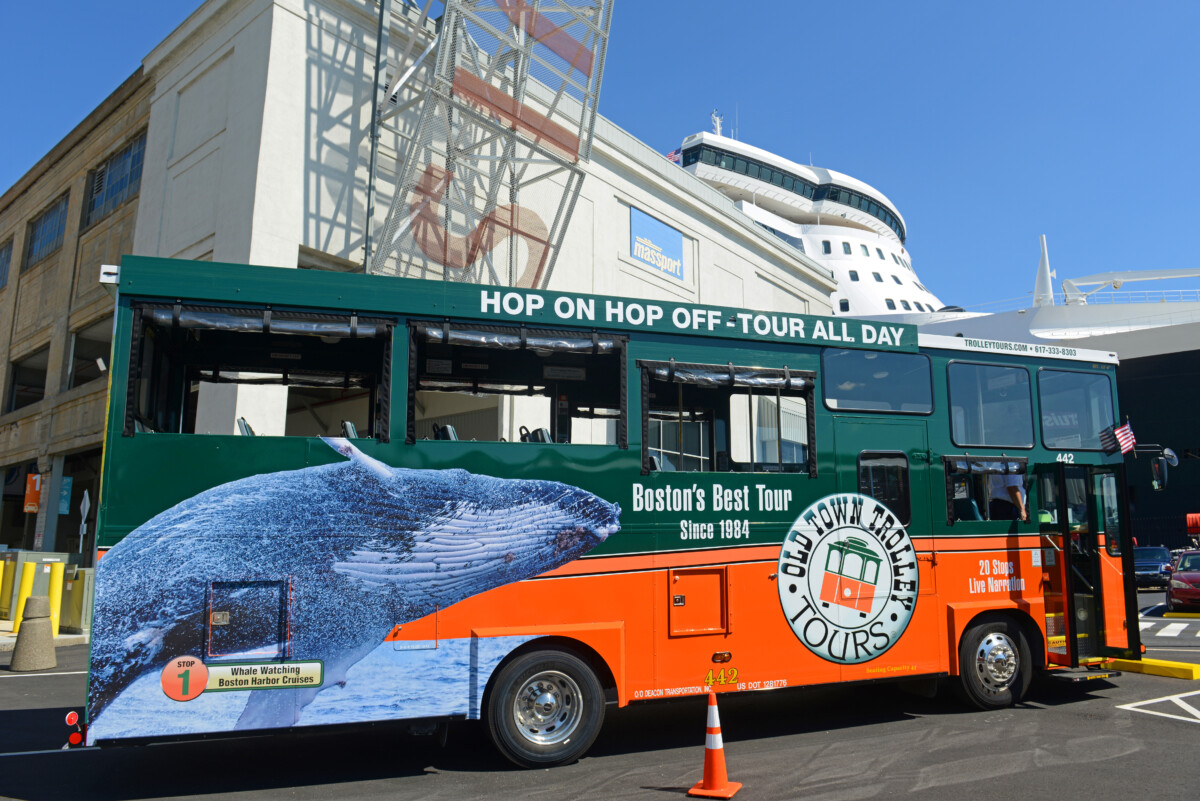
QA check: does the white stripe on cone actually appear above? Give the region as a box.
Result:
[707,703,721,728]
[706,732,724,750]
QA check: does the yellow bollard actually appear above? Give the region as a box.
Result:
[47,562,66,637]
[0,560,14,618]
[13,562,36,635]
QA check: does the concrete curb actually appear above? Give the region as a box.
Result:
[1105,658,1200,680]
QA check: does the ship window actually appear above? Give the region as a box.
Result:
[719,153,734,169]
[842,242,852,255]
[885,299,896,310]
[892,275,902,284]
[860,244,870,257]
[822,240,832,255]
[839,299,850,312]
[873,272,883,282]
[900,300,911,311]
[877,248,885,260]
[914,302,925,312]
[892,253,901,264]
[848,271,859,282]
[734,158,748,175]
[771,170,785,186]
[701,148,717,165]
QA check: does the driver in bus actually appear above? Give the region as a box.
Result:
[988,473,1029,522]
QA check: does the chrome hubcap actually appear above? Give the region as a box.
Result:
[512,670,583,746]
[974,632,1018,694]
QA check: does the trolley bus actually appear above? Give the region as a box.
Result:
[84,255,1140,767]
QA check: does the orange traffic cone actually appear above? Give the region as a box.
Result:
[688,692,742,798]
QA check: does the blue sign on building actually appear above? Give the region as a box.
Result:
[629,207,684,281]
[59,476,74,516]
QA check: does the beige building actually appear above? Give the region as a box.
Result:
[0,0,837,561]
[0,71,152,556]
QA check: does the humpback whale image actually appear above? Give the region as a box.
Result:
[87,438,620,734]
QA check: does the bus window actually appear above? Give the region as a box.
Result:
[858,451,910,525]
[639,359,814,475]
[947,363,1033,448]
[822,349,932,413]
[1038,369,1115,450]
[409,322,626,445]
[942,456,1028,524]
[125,304,391,438]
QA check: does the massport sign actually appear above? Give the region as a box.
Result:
[461,286,916,352]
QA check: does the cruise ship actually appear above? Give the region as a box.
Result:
[680,123,1200,548]
[678,126,944,317]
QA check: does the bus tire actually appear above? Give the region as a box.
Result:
[956,614,1032,709]
[486,649,605,769]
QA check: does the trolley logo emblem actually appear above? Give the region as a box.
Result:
[777,493,919,664]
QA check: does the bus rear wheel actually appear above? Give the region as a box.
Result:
[956,615,1032,709]
[487,649,605,769]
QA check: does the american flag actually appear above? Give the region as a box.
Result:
[1115,421,1136,454]
[665,148,681,164]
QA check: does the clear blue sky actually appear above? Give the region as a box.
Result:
[4,1,1199,310]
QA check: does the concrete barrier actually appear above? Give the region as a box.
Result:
[10,596,56,672]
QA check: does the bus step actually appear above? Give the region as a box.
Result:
[1046,669,1122,684]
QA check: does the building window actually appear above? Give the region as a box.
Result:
[885,298,896,310]
[839,299,850,312]
[860,244,870,257]
[848,270,859,282]
[0,239,12,290]
[892,275,902,284]
[842,242,852,255]
[873,272,883,282]
[822,240,832,254]
[6,347,49,413]
[23,194,70,271]
[876,248,885,260]
[900,300,911,311]
[84,132,147,228]
[67,318,113,389]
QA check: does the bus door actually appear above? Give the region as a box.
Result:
[1035,464,1138,665]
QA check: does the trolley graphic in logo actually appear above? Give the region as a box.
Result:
[777,493,919,664]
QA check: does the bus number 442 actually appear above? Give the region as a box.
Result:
[705,668,739,686]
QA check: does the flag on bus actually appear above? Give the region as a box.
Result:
[1115,421,1136,454]
[1102,422,1137,454]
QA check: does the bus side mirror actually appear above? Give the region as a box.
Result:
[1152,456,1168,491]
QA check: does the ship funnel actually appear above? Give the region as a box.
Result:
[1033,235,1055,307]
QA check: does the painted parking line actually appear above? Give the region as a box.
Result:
[1158,622,1188,637]
[0,670,87,679]
[1118,690,1200,724]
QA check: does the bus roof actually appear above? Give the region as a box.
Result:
[111,256,1117,364]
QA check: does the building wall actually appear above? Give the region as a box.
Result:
[0,70,153,554]
[1,0,837,557]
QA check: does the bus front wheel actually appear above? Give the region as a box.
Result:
[486,649,605,768]
[956,615,1032,709]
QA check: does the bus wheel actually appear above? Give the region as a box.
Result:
[487,649,605,769]
[956,615,1032,709]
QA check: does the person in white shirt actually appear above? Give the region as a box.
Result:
[988,473,1028,521]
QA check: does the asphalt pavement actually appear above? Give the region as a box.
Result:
[0,596,1196,801]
